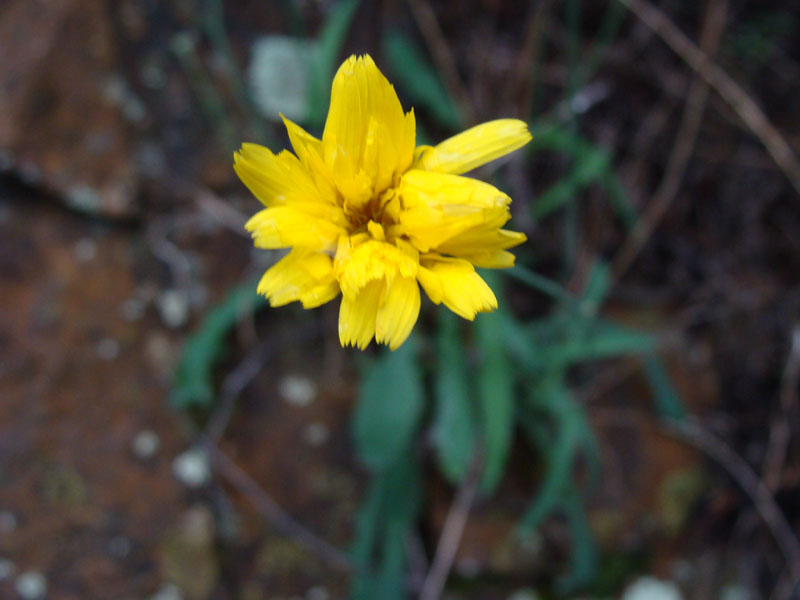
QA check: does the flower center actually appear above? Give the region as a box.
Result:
[343,187,399,238]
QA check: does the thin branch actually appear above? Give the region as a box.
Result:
[406,0,475,125]
[666,417,800,589]
[208,443,353,571]
[763,324,800,491]
[511,1,552,119]
[419,454,483,600]
[195,187,249,235]
[205,341,275,443]
[613,0,727,278]
[618,0,800,198]
[592,408,800,589]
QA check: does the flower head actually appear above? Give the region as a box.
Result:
[235,54,530,350]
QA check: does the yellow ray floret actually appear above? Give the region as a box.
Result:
[235,53,531,350]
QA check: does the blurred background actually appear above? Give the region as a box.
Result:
[1,1,799,599]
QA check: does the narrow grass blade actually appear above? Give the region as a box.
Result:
[644,355,687,420]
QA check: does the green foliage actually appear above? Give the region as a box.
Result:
[475,273,516,493]
[352,336,425,470]
[350,452,423,600]
[351,340,425,599]
[306,0,361,127]
[518,377,599,537]
[170,280,267,410]
[529,124,637,228]
[644,355,687,420]
[382,32,463,131]
[432,312,475,483]
[167,4,693,594]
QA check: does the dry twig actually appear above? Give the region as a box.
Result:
[594,407,800,588]
[208,442,353,571]
[667,417,800,594]
[763,324,800,491]
[613,0,727,278]
[419,454,483,600]
[617,0,800,198]
[406,0,475,125]
[511,1,552,119]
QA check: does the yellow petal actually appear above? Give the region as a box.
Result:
[339,280,383,349]
[376,277,420,350]
[460,249,517,268]
[419,257,498,320]
[257,250,339,308]
[336,239,418,299]
[322,55,415,198]
[436,228,526,258]
[394,170,512,252]
[416,265,443,304]
[281,115,338,197]
[415,119,531,175]
[246,206,345,250]
[234,144,328,208]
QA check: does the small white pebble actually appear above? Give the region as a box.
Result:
[455,556,481,577]
[0,510,17,533]
[96,337,120,361]
[506,590,540,600]
[15,571,47,600]
[157,289,189,329]
[306,585,330,600]
[622,577,683,600]
[0,149,15,172]
[149,584,184,600]
[279,375,316,407]
[670,559,693,584]
[0,558,15,581]
[18,162,41,185]
[121,298,146,321]
[132,429,160,460]
[721,586,753,600]
[302,422,329,447]
[73,238,97,263]
[108,535,132,558]
[172,448,210,488]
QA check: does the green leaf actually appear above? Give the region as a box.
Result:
[432,312,475,483]
[555,488,598,593]
[382,32,462,130]
[517,378,579,535]
[350,452,422,600]
[307,0,361,127]
[644,355,687,420]
[580,259,611,311]
[476,272,515,493]
[530,318,654,370]
[518,377,600,538]
[170,280,267,410]
[502,313,543,372]
[352,337,425,470]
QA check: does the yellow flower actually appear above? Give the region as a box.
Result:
[235,54,530,350]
